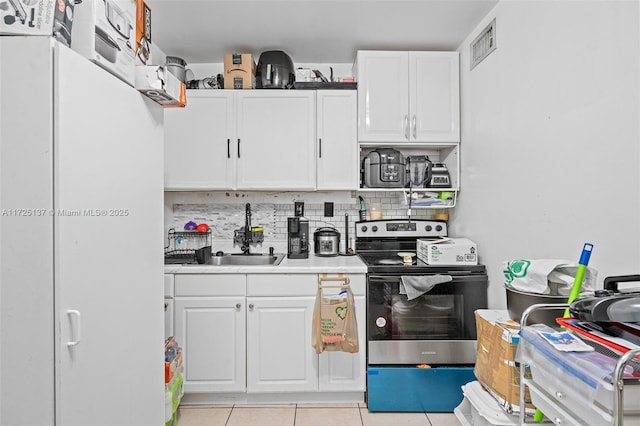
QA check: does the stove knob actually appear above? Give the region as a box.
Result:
[425,225,432,231]
[372,226,378,232]
[361,226,368,232]
[435,225,443,232]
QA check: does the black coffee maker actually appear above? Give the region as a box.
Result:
[287,217,309,259]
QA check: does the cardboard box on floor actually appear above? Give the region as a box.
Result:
[474,309,535,413]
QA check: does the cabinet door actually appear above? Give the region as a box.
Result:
[316,91,358,190]
[356,51,409,142]
[409,52,460,142]
[318,296,366,392]
[164,91,235,189]
[236,91,316,190]
[175,297,246,393]
[246,297,318,393]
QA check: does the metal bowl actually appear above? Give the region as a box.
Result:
[505,286,568,326]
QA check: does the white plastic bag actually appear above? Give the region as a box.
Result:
[503,259,597,295]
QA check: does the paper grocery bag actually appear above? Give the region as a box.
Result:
[312,276,359,354]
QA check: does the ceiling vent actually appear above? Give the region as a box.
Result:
[470,19,496,70]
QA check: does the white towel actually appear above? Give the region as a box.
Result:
[400,275,453,300]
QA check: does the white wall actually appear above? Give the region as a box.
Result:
[455,0,640,308]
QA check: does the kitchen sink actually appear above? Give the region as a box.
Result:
[206,253,285,266]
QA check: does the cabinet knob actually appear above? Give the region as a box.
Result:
[235,303,241,310]
[249,304,254,311]
[554,418,563,424]
[555,391,565,400]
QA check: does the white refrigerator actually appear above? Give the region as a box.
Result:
[0,36,165,425]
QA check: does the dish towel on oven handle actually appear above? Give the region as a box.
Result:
[400,275,453,300]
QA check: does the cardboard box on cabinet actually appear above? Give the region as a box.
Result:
[135,0,151,65]
[71,0,137,86]
[0,0,55,35]
[474,310,535,412]
[135,65,187,108]
[223,53,256,89]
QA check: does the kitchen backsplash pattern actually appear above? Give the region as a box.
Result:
[165,192,431,253]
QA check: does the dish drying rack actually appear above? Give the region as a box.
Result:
[164,228,212,262]
[402,190,457,209]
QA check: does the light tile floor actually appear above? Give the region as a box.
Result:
[177,403,462,426]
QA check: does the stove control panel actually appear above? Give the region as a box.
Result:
[355,219,447,238]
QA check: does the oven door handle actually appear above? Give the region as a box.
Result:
[369,275,403,283]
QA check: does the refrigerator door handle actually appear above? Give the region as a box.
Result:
[66,309,81,347]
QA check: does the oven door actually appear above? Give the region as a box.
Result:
[367,273,487,364]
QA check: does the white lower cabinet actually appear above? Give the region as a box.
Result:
[174,272,365,397]
[318,295,366,392]
[175,274,247,393]
[246,296,318,392]
[247,273,366,394]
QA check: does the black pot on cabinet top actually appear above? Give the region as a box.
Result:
[256,50,295,89]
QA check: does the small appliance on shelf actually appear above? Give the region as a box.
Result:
[361,148,406,188]
[429,163,451,188]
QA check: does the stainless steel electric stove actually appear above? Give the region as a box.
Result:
[355,219,488,412]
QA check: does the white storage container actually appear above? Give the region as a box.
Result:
[517,324,640,423]
[454,381,519,426]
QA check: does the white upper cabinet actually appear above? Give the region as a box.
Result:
[235,91,316,190]
[165,91,235,190]
[165,90,316,191]
[356,51,460,143]
[316,91,359,190]
[410,52,460,142]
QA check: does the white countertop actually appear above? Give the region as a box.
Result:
[164,254,367,274]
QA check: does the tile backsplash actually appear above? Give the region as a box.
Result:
[164,191,433,254]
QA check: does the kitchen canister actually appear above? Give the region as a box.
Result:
[165,56,188,83]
